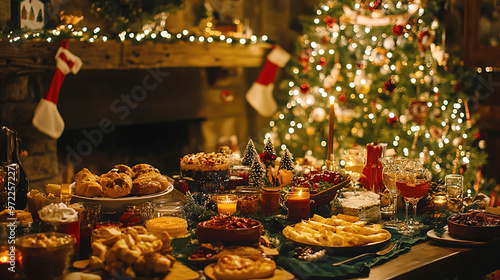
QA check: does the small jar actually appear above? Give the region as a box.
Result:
[236,187,260,215]
[153,201,185,218]
[119,206,142,227]
[260,188,281,216]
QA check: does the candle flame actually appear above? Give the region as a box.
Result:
[330,96,335,104]
[298,189,302,196]
[0,255,8,263]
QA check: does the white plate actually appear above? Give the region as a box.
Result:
[426,228,487,247]
[70,182,173,211]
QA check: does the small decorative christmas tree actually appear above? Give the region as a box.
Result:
[260,138,277,167]
[249,160,266,188]
[242,139,259,167]
[279,149,295,172]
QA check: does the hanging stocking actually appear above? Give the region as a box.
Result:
[32,40,82,138]
[246,45,290,117]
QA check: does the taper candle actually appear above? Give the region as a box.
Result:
[327,96,335,161]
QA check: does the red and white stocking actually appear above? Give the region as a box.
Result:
[32,40,82,138]
[246,45,290,117]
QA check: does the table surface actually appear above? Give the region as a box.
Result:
[355,238,500,280]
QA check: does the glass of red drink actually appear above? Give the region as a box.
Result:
[395,160,431,234]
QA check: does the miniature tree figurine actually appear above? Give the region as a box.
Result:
[260,137,277,167]
[249,159,266,187]
[279,149,295,172]
[242,139,259,167]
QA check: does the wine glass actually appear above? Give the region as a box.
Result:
[379,156,409,230]
[343,148,365,191]
[395,160,432,234]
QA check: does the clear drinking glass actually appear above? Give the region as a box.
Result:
[379,156,409,230]
[342,148,365,191]
[445,174,464,213]
[395,160,432,234]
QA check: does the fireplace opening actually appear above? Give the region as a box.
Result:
[56,120,203,182]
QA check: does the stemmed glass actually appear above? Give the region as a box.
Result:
[395,160,432,234]
[379,156,409,230]
[343,148,365,191]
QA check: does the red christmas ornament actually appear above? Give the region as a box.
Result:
[453,81,461,92]
[383,78,396,93]
[319,57,327,67]
[474,132,481,140]
[368,0,382,11]
[338,92,346,103]
[393,25,404,36]
[387,115,398,126]
[323,16,337,30]
[300,82,310,94]
[417,28,434,52]
[221,89,234,103]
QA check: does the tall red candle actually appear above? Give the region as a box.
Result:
[287,188,310,222]
[327,96,335,161]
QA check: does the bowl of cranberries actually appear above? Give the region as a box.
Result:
[447,210,500,241]
[292,170,350,207]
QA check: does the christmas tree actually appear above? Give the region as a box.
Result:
[249,160,267,188]
[279,149,295,172]
[241,139,259,167]
[269,0,491,195]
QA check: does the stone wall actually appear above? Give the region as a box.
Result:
[0,73,59,191]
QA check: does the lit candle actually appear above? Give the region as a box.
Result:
[0,249,18,280]
[217,194,238,215]
[327,96,335,162]
[433,192,447,211]
[287,188,310,222]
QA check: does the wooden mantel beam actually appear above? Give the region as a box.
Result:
[0,40,272,72]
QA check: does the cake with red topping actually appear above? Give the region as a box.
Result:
[180,152,229,192]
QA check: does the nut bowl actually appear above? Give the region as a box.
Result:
[447,211,500,241]
[16,232,75,280]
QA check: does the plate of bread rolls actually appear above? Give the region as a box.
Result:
[70,164,173,209]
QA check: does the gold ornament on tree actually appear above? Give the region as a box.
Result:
[370,47,389,66]
[354,70,371,95]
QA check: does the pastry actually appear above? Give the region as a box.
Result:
[45,184,62,196]
[112,164,134,177]
[131,173,169,195]
[74,168,99,184]
[0,209,33,224]
[99,172,132,198]
[132,164,159,178]
[75,181,104,197]
[213,255,276,280]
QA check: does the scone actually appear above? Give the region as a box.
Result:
[75,181,104,197]
[213,255,276,280]
[131,173,169,195]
